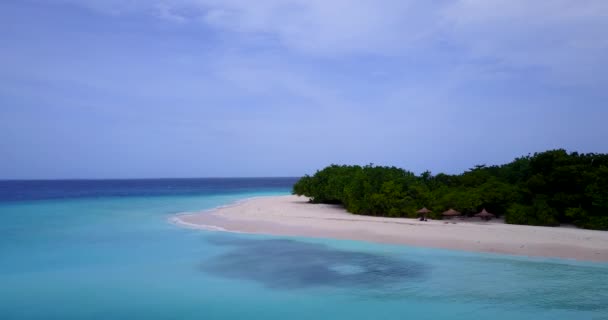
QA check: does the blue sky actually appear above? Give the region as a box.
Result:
[1,0,607,179]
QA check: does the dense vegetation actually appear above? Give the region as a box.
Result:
[292,150,608,230]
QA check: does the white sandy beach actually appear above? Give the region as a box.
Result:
[172,195,608,262]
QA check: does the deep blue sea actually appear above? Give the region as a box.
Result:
[1,179,607,320]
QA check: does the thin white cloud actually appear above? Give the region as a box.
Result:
[53,0,608,86]
[198,0,441,56]
[155,2,187,23]
[442,0,608,85]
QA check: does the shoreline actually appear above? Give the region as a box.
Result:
[172,195,608,262]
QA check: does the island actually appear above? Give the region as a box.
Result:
[173,149,608,261]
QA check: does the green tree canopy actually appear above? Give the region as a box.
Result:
[292,150,608,230]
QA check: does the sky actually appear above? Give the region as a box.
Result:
[1,0,607,179]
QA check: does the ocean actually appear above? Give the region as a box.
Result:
[0,178,606,319]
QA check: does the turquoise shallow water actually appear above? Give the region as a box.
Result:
[1,184,607,319]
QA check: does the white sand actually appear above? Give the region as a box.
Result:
[172,195,608,262]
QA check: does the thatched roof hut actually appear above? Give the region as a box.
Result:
[416,207,431,221]
[475,208,495,220]
[442,208,461,217]
[416,207,432,214]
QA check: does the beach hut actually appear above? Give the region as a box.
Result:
[416,207,432,221]
[442,208,461,219]
[475,208,495,221]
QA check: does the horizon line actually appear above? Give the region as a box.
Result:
[0,176,301,182]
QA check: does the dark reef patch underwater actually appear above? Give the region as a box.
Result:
[202,237,428,289]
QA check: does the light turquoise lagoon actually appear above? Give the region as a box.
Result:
[0,179,606,319]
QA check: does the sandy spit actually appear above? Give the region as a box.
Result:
[172,195,608,262]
